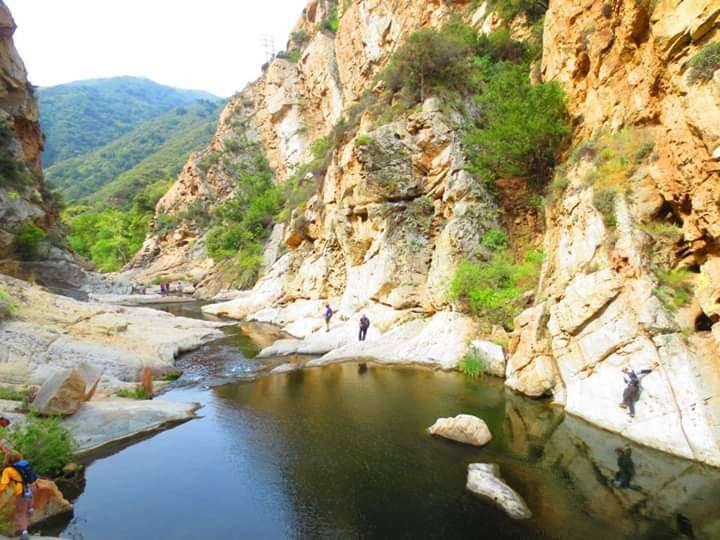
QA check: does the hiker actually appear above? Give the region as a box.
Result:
[176,282,183,294]
[613,447,635,488]
[619,364,656,417]
[0,450,37,540]
[358,314,370,341]
[323,303,333,332]
[159,283,166,295]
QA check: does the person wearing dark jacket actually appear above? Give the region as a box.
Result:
[619,365,656,417]
[358,314,370,341]
[323,304,333,332]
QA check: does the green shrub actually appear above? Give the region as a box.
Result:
[0,289,16,319]
[276,50,301,63]
[116,386,150,399]
[320,0,340,33]
[448,250,543,329]
[355,134,374,146]
[481,228,508,250]
[486,0,549,22]
[458,352,487,379]
[0,387,27,401]
[160,371,182,381]
[593,187,617,228]
[465,63,569,185]
[14,223,46,260]
[654,268,694,311]
[638,221,682,241]
[634,140,655,161]
[291,30,309,47]
[476,28,530,63]
[0,155,32,188]
[155,213,179,235]
[4,415,75,475]
[687,42,720,85]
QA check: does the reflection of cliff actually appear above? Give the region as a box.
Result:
[211,365,720,539]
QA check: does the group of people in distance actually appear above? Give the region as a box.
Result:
[159,282,183,295]
[323,303,370,341]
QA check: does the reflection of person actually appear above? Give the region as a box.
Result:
[613,447,635,488]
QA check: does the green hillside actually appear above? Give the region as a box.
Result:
[39,76,217,167]
[47,100,222,203]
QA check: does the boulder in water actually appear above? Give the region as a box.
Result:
[466,463,532,520]
[427,414,492,446]
[31,369,86,416]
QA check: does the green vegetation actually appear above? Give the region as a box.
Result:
[116,386,151,399]
[480,228,508,250]
[291,30,309,47]
[653,268,694,312]
[593,187,618,228]
[638,220,682,242]
[486,0,549,21]
[14,223,46,260]
[0,289,16,319]
[65,179,170,271]
[448,249,543,329]
[0,386,27,401]
[159,371,183,381]
[320,0,340,33]
[687,42,720,85]
[47,100,221,203]
[0,124,34,189]
[458,352,488,379]
[205,153,281,286]
[464,63,569,185]
[39,76,217,167]
[3,415,75,475]
[276,50,302,63]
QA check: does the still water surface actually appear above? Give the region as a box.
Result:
[50,303,719,539]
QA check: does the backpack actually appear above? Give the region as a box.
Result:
[12,460,38,488]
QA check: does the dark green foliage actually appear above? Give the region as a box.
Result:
[687,42,720,85]
[39,76,218,167]
[0,386,27,401]
[154,213,180,236]
[4,415,75,475]
[320,0,340,33]
[0,155,32,188]
[654,268,694,312]
[291,30,309,47]
[160,371,182,381]
[634,140,655,161]
[481,228,508,250]
[47,100,221,204]
[458,353,487,378]
[276,50,302,62]
[486,0,548,22]
[379,23,476,102]
[14,223,46,260]
[475,28,530,63]
[206,153,281,286]
[448,250,543,329]
[464,63,569,184]
[593,187,617,228]
[116,386,151,399]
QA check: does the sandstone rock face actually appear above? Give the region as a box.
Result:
[0,1,57,259]
[0,478,72,535]
[31,369,86,416]
[0,274,224,387]
[466,463,532,520]
[427,414,492,446]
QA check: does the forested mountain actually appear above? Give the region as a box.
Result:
[39,76,217,167]
[47,100,222,203]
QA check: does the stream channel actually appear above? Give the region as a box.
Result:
[44,302,720,539]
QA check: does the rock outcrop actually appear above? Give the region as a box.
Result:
[466,463,532,520]
[31,369,86,416]
[427,414,492,446]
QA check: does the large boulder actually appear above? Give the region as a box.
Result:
[31,369,86,416]
[427,414,492,446]
[0,479,72,535]
[466,463,532,520]
[75,362,103,401]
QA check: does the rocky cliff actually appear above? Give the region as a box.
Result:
[131,0,720,465]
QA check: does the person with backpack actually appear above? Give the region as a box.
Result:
[619,364,656,418]
[323,303,333,332]
[0,450,37,540]
[358,314,370,341]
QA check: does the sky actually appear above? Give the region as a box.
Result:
[6,0,309,97]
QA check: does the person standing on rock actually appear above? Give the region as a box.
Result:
[619,365,656,418]
[0,450,37,540]
[324,303,333,332]
[358,314,370,341]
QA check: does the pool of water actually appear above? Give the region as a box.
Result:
[48,308,720,540]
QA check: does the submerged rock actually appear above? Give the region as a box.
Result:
[428,414,492,446]
[31,369,86,416]
[466,463,532,520]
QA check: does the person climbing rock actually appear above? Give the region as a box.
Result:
[324,303,333,332]
[613,447,635,488]
[0,450,38,540]
[619,364,656,417]
[358,314,370,341]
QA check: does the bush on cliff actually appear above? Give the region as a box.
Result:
[486,0,548,22]
[448,249,543,329]
[687,42,720,85]
[464,62,569,185]
[3,415,74,475]
[14,222,46,261]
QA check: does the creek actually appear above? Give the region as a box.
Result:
[43,302,720,539]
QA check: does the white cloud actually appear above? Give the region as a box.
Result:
[5,0,308,97]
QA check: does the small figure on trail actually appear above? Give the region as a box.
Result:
[358,314,370,341]
[176,282,183,294]
[619,365,656,418]
[324,303,333,332]
[613,447,635,488]
[0,449,38,540]
[160,283,166,295]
